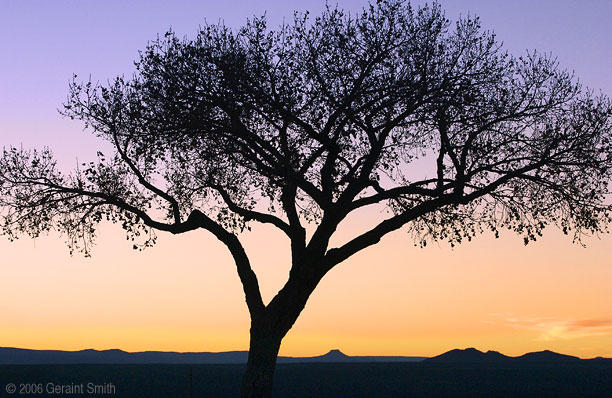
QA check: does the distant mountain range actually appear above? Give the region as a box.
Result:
[1,347,609,365]
[425,347,612,364]
[0,347,425,365]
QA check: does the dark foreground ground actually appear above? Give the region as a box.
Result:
[1,362,611,397]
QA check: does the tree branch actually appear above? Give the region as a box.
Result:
[111,129,182,224]
[209,183,293,237]
[324,195,453,267]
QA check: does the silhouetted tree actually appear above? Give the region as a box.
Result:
[2,1,612,397]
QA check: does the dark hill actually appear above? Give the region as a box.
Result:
[424,347,597,365]
[0,347,248,364]
[425,348,510,363]
[516,350,580,363]
[279,349,426,363]
[0,347,424,365]
[587,356,612,364]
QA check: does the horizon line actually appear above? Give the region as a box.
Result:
[2,346,610,360]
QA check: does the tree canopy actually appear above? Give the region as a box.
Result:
[1,1,612,396]
[3,1,611,257]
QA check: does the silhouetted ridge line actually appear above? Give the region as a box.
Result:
[3,347,607,365]
[516,350,580,362]
[279,349,426,363]
[425,348,596,364]
[0,348,425,365]
[425,348,510,363]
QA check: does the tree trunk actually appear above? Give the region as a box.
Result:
[240,320,283,398]
[239,266,325,398]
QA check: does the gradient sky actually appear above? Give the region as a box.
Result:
[1,0,611,358]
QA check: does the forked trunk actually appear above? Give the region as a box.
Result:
[240,322,283,398]
[239,268,324,398]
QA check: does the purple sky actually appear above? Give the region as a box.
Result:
[2,1,610,165]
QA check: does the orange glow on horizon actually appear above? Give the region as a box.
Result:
[2,214,611,359]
